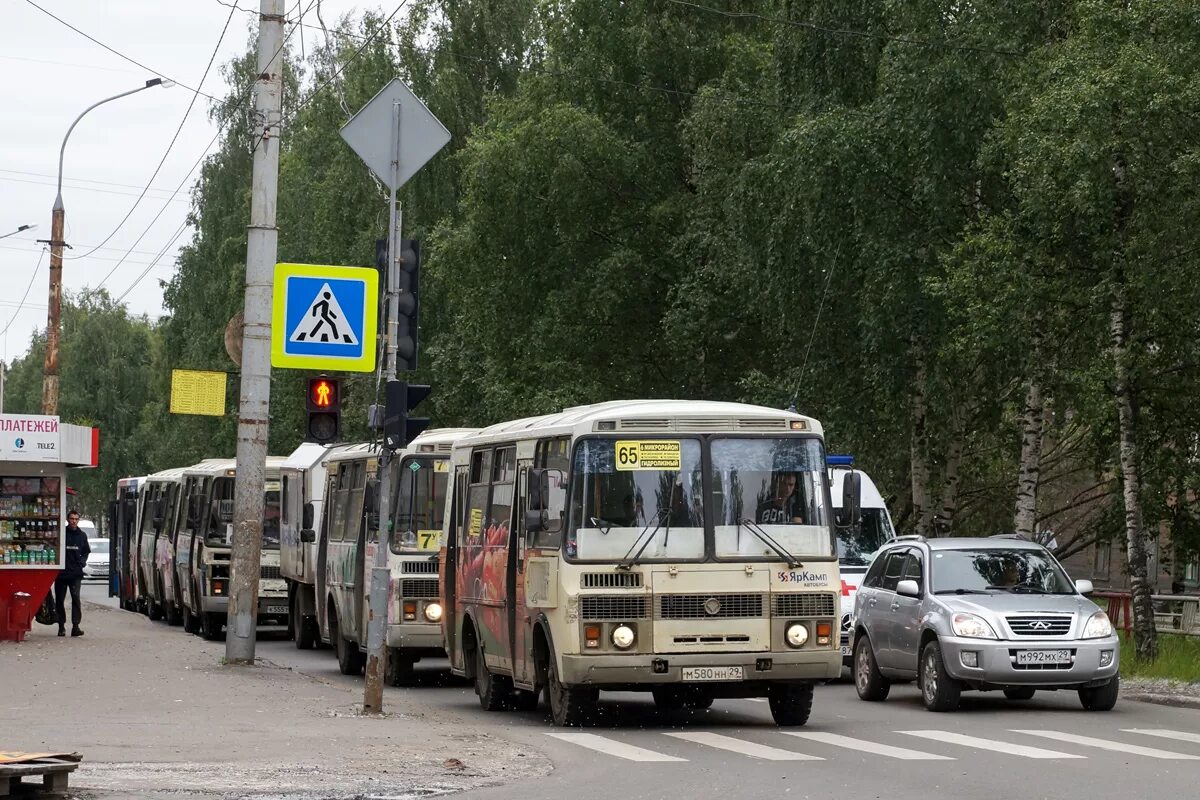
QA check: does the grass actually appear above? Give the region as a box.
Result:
[1119,632,1200,683]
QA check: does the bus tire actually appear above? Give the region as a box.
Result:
[546,650,596,727]
[768,682,814,727]
[475,645,512,711]
[183,606,200,634]
[165,601,182,626]
[331,608,365,676]
[200,611,224,641]
[387,650,417,686]
[292,592,317,650]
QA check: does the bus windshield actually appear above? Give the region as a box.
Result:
[711,437,833,559]
[837,507,892,567]
[391,457,448,553]
[205,477,282,548]
[567,438,704,561]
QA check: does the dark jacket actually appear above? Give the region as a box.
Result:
[62,526,91,577]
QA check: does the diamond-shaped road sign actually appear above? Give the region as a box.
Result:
[340,78,451,191]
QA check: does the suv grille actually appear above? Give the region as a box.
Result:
[581,595,649,620]
[1006,615,1073,637]
[402,560,439,574]
[657,593,764,619]
[772,593,837,617]
[582,572,642,589]
[400,578,439,599]
[260,565,281,580]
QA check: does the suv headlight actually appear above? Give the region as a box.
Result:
[952,612,997,639]
[1082,611,1113,639]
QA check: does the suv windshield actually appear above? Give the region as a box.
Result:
[838,508,892,567]
[931,547,1075,594]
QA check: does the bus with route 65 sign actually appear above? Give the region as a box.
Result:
[440,400,860,726]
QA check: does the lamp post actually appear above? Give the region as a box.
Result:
[1,224,36,240]
[41,78,172,415]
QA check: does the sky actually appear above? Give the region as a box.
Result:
[0,0,372,365]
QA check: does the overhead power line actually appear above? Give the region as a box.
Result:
[0,248,47,338]
[20,0,221,101]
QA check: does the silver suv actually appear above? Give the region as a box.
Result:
[852,535,1120,712]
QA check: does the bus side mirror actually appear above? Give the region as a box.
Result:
[300,529,316,543]
[528,468,547,511]
[364,478,380,533]
[187,496,201,528]
[525,509,548,533]
[841,470,862,528]
[302,502,314,530]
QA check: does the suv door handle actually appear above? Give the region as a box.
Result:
[868,597,877,606]
[890,602,901,611]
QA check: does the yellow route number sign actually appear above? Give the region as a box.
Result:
[615,440,681,471]
[417,529,440,550]
[169,369,227,416]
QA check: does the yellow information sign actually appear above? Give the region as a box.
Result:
[169,369,227,416]
[468,508,483,540]
[417,529,440,550]
[615,440,681,471]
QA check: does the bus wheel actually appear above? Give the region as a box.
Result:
[332,610,365,675]
[546,651,595,726]
[768,682,814,727]
[387,650,417,686]
[475,646,512,711]
[200,612,224,641]
[148,600,164,621]
[183,606,199,634]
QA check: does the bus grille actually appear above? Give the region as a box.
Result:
[402,560,439,574]
[657,593,764,619]
[581,595,650,620]
[261,565,281,580]
[772,593,836,617]
[582,572,642,589]
[400,578,439,599]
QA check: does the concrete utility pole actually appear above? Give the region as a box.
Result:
[363,100,404,713]
[226,0,286,664]
[41,81,168,415]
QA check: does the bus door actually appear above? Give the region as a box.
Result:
[509,461,532,685]
[443,465,468,672]
[315,469,337,639]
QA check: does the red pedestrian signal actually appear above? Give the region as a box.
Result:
[305,376,341,443]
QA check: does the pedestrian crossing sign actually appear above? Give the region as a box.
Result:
[271,262,378,372]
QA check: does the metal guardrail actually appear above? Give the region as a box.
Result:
[1094,591,1200,637]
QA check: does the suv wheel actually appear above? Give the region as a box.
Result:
[919,641,961,712]
[1078,676,1119,711]
[854,635,890,701]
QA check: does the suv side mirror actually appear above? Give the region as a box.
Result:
[841,470,862,528]
[896,579,921,598]
[1075,579,1094,596]
[300,529,316,543]
[302,501,314,530]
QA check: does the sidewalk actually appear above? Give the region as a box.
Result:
[0,600,549,799]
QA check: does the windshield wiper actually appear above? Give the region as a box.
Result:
[934,588,993,595]
[987,583,1049,594]
[737,518,803,569]
[588,516,621,535]
[617,508,669,571]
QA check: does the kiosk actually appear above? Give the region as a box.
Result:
[0,414,99,642]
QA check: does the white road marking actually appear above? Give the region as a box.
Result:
[666,732,822,761]
[1013,730,1200,760]
[1124,729,1200,746]
[786,731,954,761]
[900,730,1085,759]
[545,733,687,762]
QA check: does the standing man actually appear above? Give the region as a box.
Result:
[56,510,90,637]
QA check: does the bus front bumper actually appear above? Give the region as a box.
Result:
[560,650,840,690]
[386,621,444,653]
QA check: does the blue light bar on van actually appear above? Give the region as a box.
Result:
[826,455,855,466]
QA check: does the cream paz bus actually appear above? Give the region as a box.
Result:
[440,400,852,727]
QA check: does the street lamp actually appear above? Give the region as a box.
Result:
[41,77,172,415]
[1,224,37,240]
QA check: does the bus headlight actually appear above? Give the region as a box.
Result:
[611,625,636,650]
[423,602,443,623]
[785,623,808,648]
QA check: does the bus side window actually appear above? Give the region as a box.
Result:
[531,437,569,550]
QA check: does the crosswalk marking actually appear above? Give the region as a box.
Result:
[1013,730,1200,760]
[1124,729,1200,746]
[785,732,954,761]
[545,733,687,762]
[900,730,1085,759]
[666,732,822,761]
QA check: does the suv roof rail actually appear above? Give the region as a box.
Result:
[989,533,1028,540]
[892,534,926,542]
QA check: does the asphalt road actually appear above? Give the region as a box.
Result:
[82,585,1200,800]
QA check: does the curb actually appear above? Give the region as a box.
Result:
[1124,692,1200,710]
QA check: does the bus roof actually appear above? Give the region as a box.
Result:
[320,429,479,467]
[282,442,330,472]
[145,467,188,483]
[181,456,287,478]
[462,400,822,447]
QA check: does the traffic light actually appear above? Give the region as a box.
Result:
[383,380,430,450]
[306,375,341,444]
[396,239,420,372]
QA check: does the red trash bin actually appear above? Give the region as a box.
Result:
[7,591,34,643]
